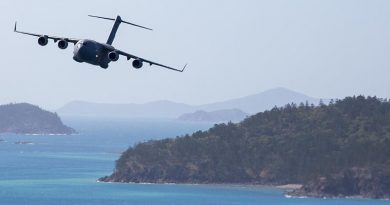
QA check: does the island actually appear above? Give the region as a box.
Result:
[100,96,390,199]
[177,109,248,123]
[0,103,75,135]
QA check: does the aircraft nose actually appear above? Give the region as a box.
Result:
[73,43,84,58]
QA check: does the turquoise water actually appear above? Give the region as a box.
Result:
[0,117,388,205]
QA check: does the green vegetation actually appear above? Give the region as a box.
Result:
[101,96,390,198]
[0,103,75,134]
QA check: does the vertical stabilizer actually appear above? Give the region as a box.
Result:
[106,15,122,45]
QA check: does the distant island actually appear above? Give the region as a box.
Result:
[0,103,75,135]
[177,109,248,123]
[100,96,390,199]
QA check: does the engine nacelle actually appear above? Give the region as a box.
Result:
[108,51,119,61]
[132,59,143,69]
[58,40,68,49]
[38,36,48,46]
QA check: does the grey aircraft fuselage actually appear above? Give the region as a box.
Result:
[15,15,186,72]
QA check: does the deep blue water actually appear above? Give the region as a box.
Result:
[0,117,388,205]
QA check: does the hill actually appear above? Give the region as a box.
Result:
[57,88,322,118]
[198,87,322,113]
[100,96,390,199]
[177,109,248,123]
[0,103,75,134]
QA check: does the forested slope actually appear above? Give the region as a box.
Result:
[101,96,390,198]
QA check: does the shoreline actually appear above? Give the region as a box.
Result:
[97,180,388,200]
[285,192,390,201]
[97,179,302,190]
[275,184,303,189]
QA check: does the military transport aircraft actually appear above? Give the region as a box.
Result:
[14,15,186,72]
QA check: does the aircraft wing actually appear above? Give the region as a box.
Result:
[14,22,80,44]
[116,49,187,72]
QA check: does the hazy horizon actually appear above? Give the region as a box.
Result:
[1,0,389,110]
[0,87,342,110]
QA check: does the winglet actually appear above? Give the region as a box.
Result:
[180,64,188,72]
[14,22,17,32]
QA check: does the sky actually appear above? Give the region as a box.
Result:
[0,0,389,110]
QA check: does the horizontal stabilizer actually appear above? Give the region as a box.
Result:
[88,15,153,31]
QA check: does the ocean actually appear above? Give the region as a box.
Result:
[0,117,388,205]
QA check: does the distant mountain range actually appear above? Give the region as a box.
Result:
[57,100,192,118]
[196,87,322,113]
[57,88,324,119]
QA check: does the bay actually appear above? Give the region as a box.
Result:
[0,117,387,205]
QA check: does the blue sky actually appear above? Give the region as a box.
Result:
[1,0,389,109]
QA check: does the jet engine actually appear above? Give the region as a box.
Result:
[108,51,119,61]
[38,36,48,46]
[132,59,143,69]
[58,40,68,49]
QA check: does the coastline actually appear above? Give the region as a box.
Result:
[97,179,302,190]
[97,180,389,200]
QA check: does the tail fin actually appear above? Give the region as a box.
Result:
[88,15,152,45]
